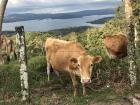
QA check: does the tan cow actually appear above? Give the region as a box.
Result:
[0,36,17,64]
[103,34,127,59]
[45,38,102,96]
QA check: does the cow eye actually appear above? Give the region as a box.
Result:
[77,64,80,67]
[90,64,93,66]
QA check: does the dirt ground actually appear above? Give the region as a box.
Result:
[1,73,139,105]
[1,83,133,105]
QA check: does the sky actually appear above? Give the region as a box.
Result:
[7,0,121,7]
[2,0,122,14]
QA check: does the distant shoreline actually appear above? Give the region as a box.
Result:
[2,26,94,36]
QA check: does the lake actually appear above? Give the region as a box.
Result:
[3,14,114,32]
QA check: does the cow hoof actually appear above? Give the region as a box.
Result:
[83,93,87,96]
[74,94,77,97]
[74,92,78,97]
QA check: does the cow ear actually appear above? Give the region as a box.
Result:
[93,56,102,63]
[69,58,78,70]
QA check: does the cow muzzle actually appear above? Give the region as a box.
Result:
[81,79,91,84]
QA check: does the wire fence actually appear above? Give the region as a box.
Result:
[0,54,135,104]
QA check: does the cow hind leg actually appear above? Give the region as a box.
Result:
[47,60,51,82]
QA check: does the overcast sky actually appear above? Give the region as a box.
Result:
[2,0,122,14]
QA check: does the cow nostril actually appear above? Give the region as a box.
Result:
[87,79,91,83]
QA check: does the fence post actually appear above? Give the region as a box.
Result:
[15,26,29,101]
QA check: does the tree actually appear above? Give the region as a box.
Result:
[0,0,8,35]
[123,0,138,86]
[0,0,8,62]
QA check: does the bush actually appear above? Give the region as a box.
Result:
[28,56,47,72]
[28,56,47,88]
[0,62,21,95]
[0,56,47,95]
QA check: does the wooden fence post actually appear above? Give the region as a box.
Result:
[15,26,29,101]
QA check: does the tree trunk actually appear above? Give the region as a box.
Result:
[0,0,8,35]
[123,1,140,104]
[0,0,8,61]
[15,26,29,101]
[123,0,138,86]
[134,23,138,48]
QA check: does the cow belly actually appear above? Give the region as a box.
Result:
[49,51,69,72]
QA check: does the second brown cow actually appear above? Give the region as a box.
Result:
[45,38,102,96]
[103,34,127,59]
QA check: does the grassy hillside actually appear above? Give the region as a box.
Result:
[0,6,140,105]
[1,25,139,105]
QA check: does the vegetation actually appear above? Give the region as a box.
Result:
[0,3,140,105]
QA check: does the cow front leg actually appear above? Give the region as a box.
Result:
[82,84,86,96]
[70,73,77,96]
[54,70,64,85]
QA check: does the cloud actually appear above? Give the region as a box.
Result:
[7,0,121,8]
[22,7,66,14]
[5,0,121,15]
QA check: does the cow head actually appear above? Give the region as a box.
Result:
[69,55,102,85]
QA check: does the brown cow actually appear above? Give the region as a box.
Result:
[45,38,102,96]
[103,34,127,59]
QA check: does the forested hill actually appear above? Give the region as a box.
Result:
[87,16,114,24]
[4,8,114,23]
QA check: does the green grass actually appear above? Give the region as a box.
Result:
[1,6,140,104]
[0,51,134,105]
[0,57,132,105]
